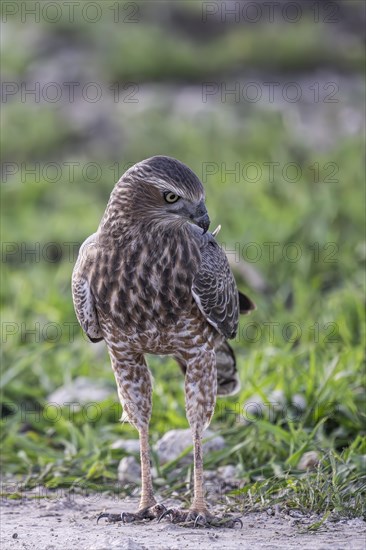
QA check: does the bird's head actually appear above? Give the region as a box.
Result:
[113,156,210,234]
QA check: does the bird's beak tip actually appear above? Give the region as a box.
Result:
[197,215,210,234]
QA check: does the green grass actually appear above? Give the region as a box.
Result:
[1,1,365,521]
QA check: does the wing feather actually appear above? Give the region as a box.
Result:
[72,233,103,342]
[191,231,239,339]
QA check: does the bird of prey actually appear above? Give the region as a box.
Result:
[72,156,255,527]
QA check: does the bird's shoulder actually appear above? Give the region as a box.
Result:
[73,232,100,274]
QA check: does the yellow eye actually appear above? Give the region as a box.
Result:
[164,192,180,203]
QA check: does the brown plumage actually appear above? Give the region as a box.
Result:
[72,156,255,526]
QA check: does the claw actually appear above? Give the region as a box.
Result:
[97,513,108,524]
[157,507,243,529]
[211,516,243,528]
[97,513,122,524]
[157,508,173,523]
[154,503,167,518]
[98,504,165,525]
[232,517,243,529]
[102,504,242,529]
[194,514,207,528]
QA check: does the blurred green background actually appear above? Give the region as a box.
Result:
[1,0,365,517]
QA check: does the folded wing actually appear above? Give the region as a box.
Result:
[72,233,103,342]
[192,233,239,339]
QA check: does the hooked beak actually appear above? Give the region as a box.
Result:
[196,213,210,234]
[194,201,210,234]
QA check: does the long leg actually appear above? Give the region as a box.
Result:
[98,352,162,523]
[159,346,216,523]
[186,347,216,514]
[160,347,242,528]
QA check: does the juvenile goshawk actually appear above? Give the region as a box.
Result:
[72,156,255,526]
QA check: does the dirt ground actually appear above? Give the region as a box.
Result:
[1,494,365,550]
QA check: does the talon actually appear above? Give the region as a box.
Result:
[194,514,206,528]
[97,513,108,524]
[156,507,239,528]
[97,513,122,524]
[154,503,167,517]
[158,508,173,523]
[121,512,128,524]
[232,517,243,528]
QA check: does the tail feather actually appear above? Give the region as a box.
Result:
[238,290,256,314]
[215,340,240,396]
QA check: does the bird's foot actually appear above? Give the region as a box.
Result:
[97,503,166,524]
[158,507,242,528]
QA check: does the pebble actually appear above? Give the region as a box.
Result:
[154,428,225,465]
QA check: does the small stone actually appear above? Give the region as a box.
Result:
[117,456,141,484]
[154,429,225,465]
[47,377,113,409]
[111,439,140,453]
[203,469,217,481]
[288,510,303,518]
[292,394,306,411]
[241,396,265,424]
[297,451,319,471]
[12,533,18,539]
[217,465,237,479]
